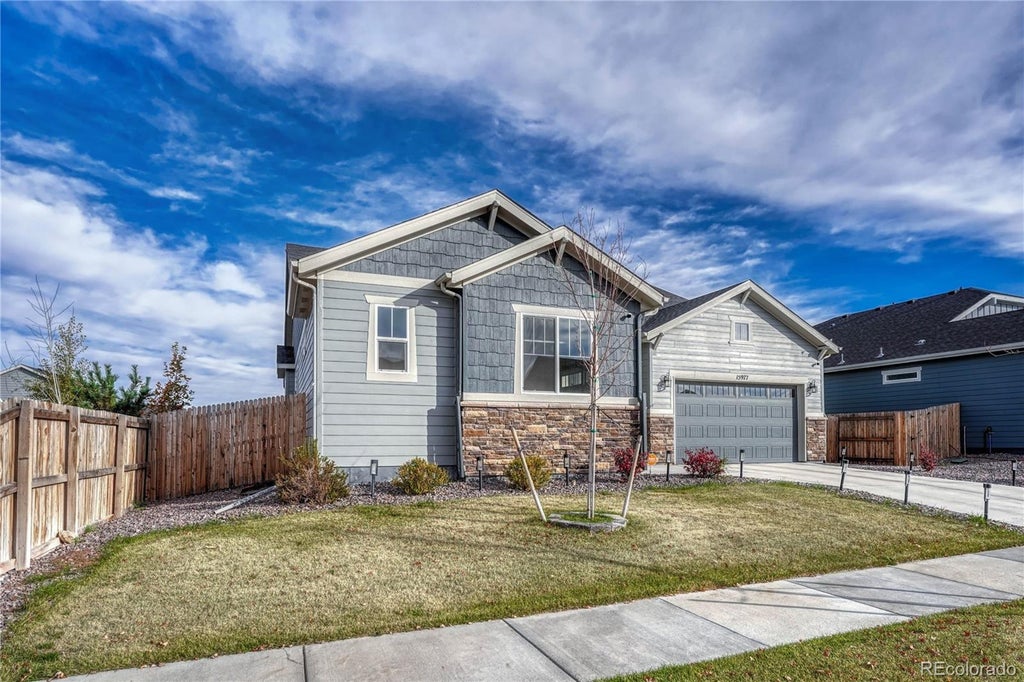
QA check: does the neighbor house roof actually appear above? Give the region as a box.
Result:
[441,225,666,311]
[644,280,839,354]
[814,287,1024,372]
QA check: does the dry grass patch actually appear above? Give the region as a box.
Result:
[2,482,1021,681]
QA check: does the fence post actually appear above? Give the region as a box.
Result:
[65,407,81,533]
[113,414,128,517]
[15,401,35,570]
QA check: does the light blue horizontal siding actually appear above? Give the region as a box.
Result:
[293,315,315,437]
[318,279,458,468]
[824,353,1024,450]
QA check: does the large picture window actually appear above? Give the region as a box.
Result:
[522,314,591,394]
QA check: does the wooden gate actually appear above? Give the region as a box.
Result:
[826,403,960,466]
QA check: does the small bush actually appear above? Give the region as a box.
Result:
[918,446,939,472]
[613,447,648,478]
[683,446,727,478]
[277,438,350,504]
[394,457,449,495]
[505,455,553,490]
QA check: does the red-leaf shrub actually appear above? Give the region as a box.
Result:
[613,447,648,478]
[918,446,938,472]
[682,447,727,478]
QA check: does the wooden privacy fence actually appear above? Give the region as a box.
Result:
[0,393,305,573]
[147,395,306,501]
[0,400,148,573]
[826,402,961,466]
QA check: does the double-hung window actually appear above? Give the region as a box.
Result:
[366,300,417,382]
[522,315,592,394]
[376,306,408,372]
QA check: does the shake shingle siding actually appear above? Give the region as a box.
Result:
[341,217,528,279]
[824,353,1024,451]
[464,250,638,397]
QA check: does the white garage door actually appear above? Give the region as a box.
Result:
[674,382,797,463]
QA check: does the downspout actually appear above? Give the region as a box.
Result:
[439,278,466,479]
[290,269,318,442]
[636,312,648,453]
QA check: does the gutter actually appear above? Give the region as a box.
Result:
[636,312,648,453]
[438,277,466,479]
[823,342,1024,373]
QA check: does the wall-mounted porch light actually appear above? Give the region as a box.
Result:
[657,374,671,392]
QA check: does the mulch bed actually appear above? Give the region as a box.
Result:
[855,453,1023,487]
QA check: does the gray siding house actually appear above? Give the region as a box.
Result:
[279,190,838,478]
[815,288,1024,453]
[0,365,44,399]
[643,282,838,463]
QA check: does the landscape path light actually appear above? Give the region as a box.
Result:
[739,449,745,479]
[563,452,570,486]
[983,483,991,522]
[370,459,379,500]
[477,455,484,492]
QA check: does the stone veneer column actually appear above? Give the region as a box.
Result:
[647,415,674,460]
[461,404,640,477]
[805,417,827,461]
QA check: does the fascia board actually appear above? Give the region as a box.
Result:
[950,293,1024,322]
[643,281,838,354]
[297,190,552,277]
[445,227,664,309]
[824,342,1024,372]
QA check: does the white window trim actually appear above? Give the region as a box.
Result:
[513,308,592,399]
[731,319,752,343]
[365,295,418,383]
[881,366,921,385]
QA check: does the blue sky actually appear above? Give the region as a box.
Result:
[2,2,1021,404]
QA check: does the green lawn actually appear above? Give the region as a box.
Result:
[608,599,1024,681]
[2,482,1021,681]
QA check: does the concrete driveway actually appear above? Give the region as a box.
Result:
[725,461,1024,527]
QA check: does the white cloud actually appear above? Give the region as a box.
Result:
[129,2,1022,254]
[0,162,282,404]
[147,186,202,201]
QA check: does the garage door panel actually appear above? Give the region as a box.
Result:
[675,381,797,463]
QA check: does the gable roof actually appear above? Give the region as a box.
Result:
[296,189,553,278]
[0,364,44,378]
[440,225,666,311]
[815,287,1024,371]
[644,280,839,353]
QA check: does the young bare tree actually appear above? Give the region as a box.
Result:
[550,210,651,518]
[23,279,88,404]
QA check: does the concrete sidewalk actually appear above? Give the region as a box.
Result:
[714,461,1024,527]
[65,547,1024,682]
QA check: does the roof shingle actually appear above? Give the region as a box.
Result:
[814,288,1024,369]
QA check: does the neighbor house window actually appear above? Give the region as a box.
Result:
[733,321,751,342]
[376,306,408,371]
[882,367,921,385]
[366,300,417,382]
[522,315,591,394]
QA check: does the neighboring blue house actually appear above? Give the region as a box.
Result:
[815,288,1024,453]
[279,190,838,479]
[0,365,44,400]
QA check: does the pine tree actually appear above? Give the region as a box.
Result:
[115,365,152,416]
